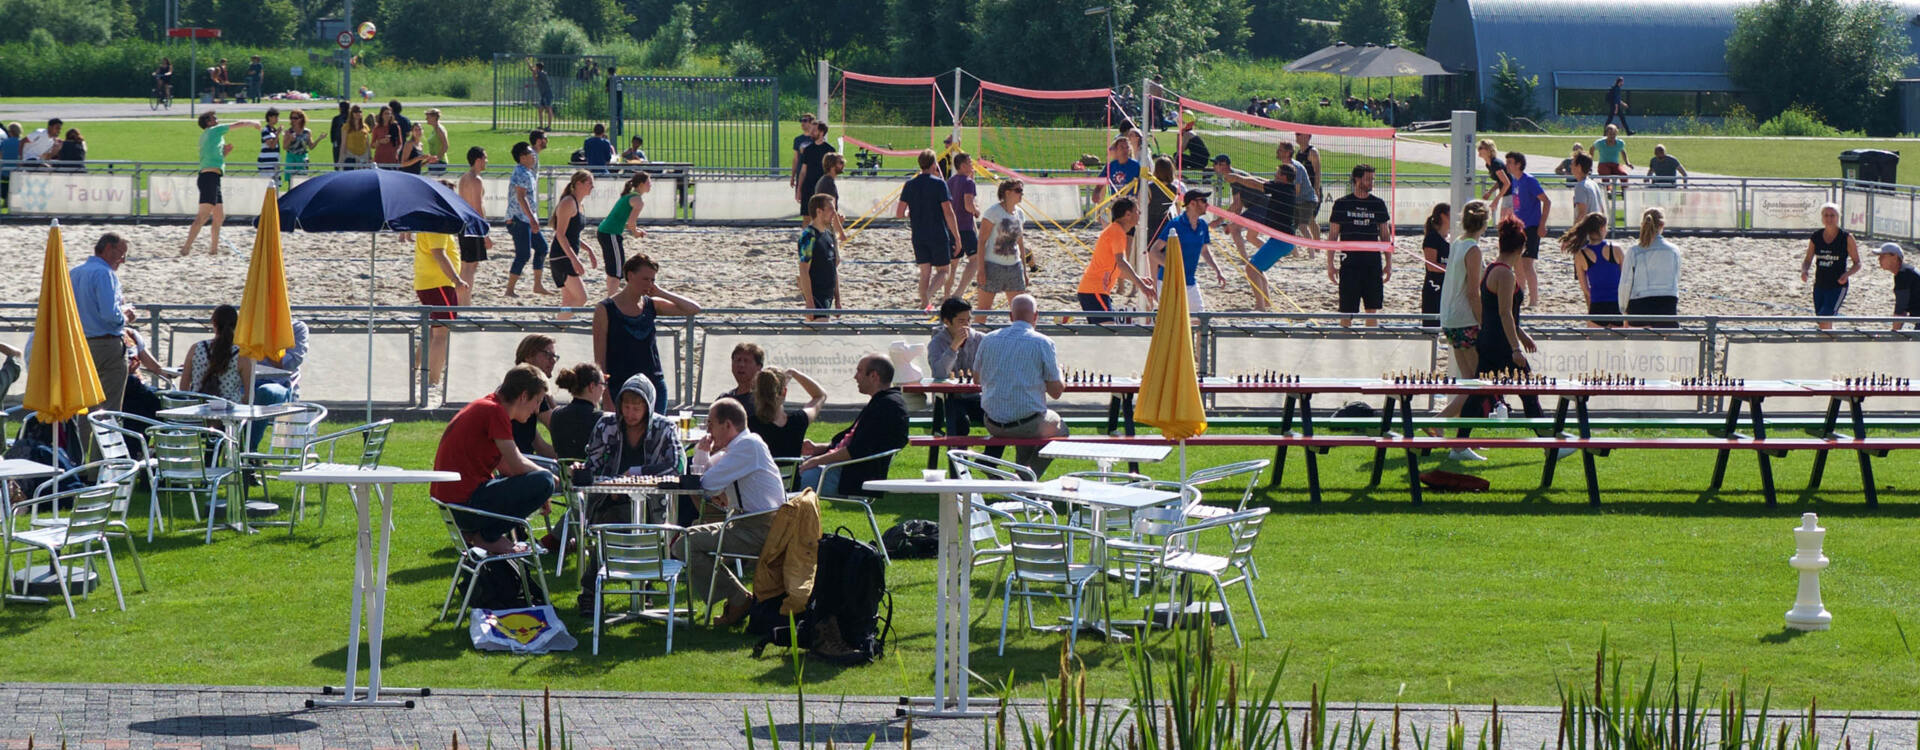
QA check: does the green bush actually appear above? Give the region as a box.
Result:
[1756,106,1847,137]
[537,19,593,57]
[643,3,697,70]
[724,40,767,77]
[0,0,112,45]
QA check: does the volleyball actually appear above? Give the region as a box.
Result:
[357,21,377,40]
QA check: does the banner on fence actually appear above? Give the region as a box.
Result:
[5,172,137,215]
[1529,336,1703,411]
[1724,340,1920,410]
[1870,191,1913,240]
[1842,188,1870,232]
[1211,336,1433,409]
[694,180,794,220]
[1751,188,1829,230]
[148,174,279,216]
[1626,187,1738,231]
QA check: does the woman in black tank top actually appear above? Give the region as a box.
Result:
[1463,218,1543,423]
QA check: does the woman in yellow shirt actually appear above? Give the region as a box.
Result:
[340,105,370,166]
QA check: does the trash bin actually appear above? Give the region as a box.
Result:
[1840,149,1899,185]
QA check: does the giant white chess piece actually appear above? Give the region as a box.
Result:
[1784,513,1831,631]
[890,341,928,384]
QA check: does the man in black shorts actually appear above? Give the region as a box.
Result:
[1326,163,1392,327]
[895,149,961,312]
[455,146,491,306]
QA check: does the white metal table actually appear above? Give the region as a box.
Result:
[1020,479,1182,637]
[283,466,456,709]
[157,402,308,535]
[864,477,1040,719]
[1,458,63,604]
[1038,441,1173,473]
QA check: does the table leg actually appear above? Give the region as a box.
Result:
[1849,397,1877,507]
[901,490,991,718]
[1269,395,1296,489]
[1750,398,1777,507]
[1299,394,1322,504]
[1808,396,1841,489]
[1708,398,1744,490]
[310,482,424,709]
[1106,395,1121,437]
[1541,397,1571,488]
[1576,397,1601,507]
[1368,395,1397,487]
[1398,395,1422,506]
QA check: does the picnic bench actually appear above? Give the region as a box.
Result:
[901,378,1920,507]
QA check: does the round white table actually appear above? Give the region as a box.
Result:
[283,466,456,709]
[0,459,64,604]
[863,477,1040,719]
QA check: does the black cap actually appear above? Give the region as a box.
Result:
[1182,188,1212,204]
[1212,154,1232,164]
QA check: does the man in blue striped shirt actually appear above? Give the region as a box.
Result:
[976,294,1067,474]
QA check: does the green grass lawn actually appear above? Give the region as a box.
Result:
[1408,132,1918,181]
[4,419,1918,709]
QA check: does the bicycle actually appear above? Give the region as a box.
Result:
[150,80,172,111]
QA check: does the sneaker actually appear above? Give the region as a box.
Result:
[1448,448,1488,462]
[1555,447,1578,460]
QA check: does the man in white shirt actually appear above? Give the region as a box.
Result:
[682,398,786,624]
[21,118,61,161]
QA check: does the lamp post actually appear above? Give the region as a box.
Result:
[1085,6,1119,95]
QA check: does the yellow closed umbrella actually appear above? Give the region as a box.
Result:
[236,186,295,366]
[1137,234,1208,455]
[24,221,105,429]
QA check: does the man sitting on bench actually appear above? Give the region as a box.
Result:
[796,353,908,496]
[976,294,1069,474]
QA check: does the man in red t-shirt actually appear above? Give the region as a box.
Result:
[433,364,556,554]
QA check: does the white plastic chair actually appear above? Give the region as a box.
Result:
[86,411,167,540]
[1150,507,1270,646]
[588,523,691,654]
[429,499,551,626]
[996,522,1106,656]
[2,484,125,617]
[26,459,148,591]
[147,425,238,544]
[808,448,902,564]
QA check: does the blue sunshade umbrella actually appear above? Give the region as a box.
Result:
[278,169,490,417]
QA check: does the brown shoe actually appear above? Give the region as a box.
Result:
[538,533,560,554]
[714,599,753,627]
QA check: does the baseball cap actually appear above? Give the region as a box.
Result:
[1212,154,1232,165]
[1872,242,1904,260]
[1181,188,1211,204]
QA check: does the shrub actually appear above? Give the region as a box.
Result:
[1488,52,1540,122]
[536,19,593,57]
[1757,105,1847,137]
[643,3,696,70]
[724,40,767,77]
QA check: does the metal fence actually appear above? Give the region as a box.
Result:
[8,161,1913,241]
[609,76,782,169]
[1,305,1913,416]
[490,54,618,134]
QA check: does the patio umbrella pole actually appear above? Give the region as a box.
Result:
[366,231,377,422]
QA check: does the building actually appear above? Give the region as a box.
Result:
[1424,0,1920,127]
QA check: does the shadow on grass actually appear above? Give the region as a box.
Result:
[1759,626,1812,645]
[129,713,319,736]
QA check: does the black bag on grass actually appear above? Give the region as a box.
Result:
[459,557,549,611]
[881,519,939,559]
[752,529,892,666]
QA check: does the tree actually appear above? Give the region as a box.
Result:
[1400,0,1434,52]
[885,0,970,75]
[553,0,632,42]
[1246,0,1333,58]
[216,0,300,45]
[381,0,547,62]
[1337,0,1403,46]
[1488,51,1539,122]
[642,2,695,68]
[0,0,113,44]
[1211,0,1252,54]
[1727,0,1914,132]
[705,0,888,70]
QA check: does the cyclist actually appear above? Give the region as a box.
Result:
[152,58,173,107]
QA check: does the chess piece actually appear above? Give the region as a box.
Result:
[889,340,929,384]
[1784,513,1832,631]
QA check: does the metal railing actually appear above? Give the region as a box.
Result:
[1,304,1913,415]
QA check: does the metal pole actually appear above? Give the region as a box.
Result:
[1448,110,1475,221]
[1134,76,1152,276]
[342,0,353,103]
[951,68,963,145]
[188,36,197,118]
[770,77,781,169]
[816,59,830,124]
[1105,14,1119,96]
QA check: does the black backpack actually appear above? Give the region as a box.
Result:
[881,519,939,559]
[751,529,892,666]
[458,557,548,611]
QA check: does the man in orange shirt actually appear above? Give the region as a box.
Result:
[1076,196,1157,322]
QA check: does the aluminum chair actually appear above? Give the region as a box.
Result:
[948,449,1055,520]
[1151,507,1270,646]
[300,419,395,528]
[153,390,231,424]
[429,499,551,626]
[702,503,782,622]
[26,459,148,591]
[588,523,691,654]
[1063,470,1152,539]
[808,448,902,564]
[86,411,167,540]
[147,425,238,544]
[997,522,1106,656]
[1183,459,1269,519]
[1103,481,1199,597]
[2,484,125,617]
[237,403,328,533]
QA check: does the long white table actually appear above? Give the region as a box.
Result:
[864,477,1040,719]
[1039,441,1173,473]
[284,466,456,709]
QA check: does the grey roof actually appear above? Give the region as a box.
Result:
[1426,0,1920,112]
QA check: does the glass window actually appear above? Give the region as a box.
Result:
[1556,89,1762,117]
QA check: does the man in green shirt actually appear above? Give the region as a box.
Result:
[181,110,260,256]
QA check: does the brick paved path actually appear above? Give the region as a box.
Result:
[1,683,1914,749]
